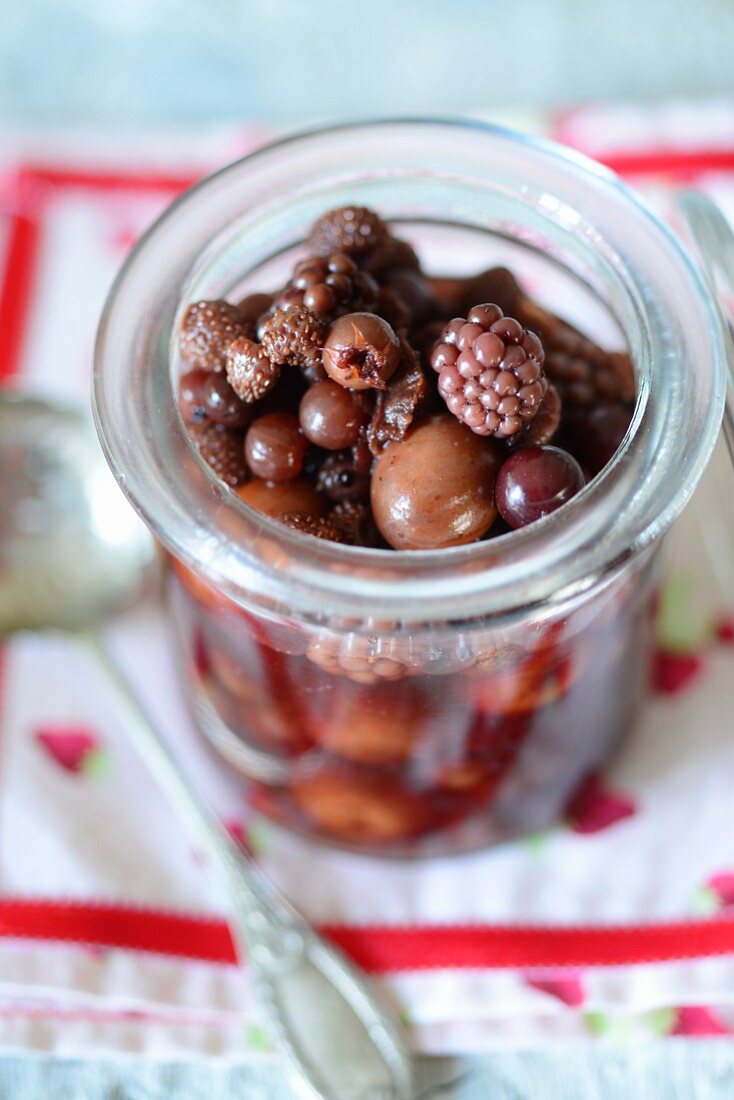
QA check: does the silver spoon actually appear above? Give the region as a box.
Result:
[0,391,413,1100]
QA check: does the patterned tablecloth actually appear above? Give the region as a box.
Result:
[1,103,734,1075]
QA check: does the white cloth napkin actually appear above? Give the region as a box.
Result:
[2,105,734,1059]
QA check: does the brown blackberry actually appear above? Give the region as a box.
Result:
[189,421,248,487]
[226,337,280,403]
[545,343,635,407]
[260,306,326,372]
[273,253,378,318]
[308,205,388,258]
[281,512,343,542]
[430,303,547,438]
[180,300,253,372]
[360,235,420,277]
[329,501,380,547]
[517,298,635,407]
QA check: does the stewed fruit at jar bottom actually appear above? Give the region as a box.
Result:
[169,559,653,854]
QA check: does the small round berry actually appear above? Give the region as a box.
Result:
[495,445,586,529]
[323,312,400,390]
[430,303,548,439]
[237,477,328,520]
[281,512,343,542]
[188,421,248,488]
[277,253,378,318]
[316,450,371,503]
[179,299,252,372]
[371,415,501,550]
[225,337,280,403]
[308,205,388,258]
[200,372,252,428]
[179,369,209,424]
[260,306,326,371]
[299,380,366,449]
[237,291,274,325]
[245,412,307,481]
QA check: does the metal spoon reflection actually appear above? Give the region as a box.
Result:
[0,392,413,1100]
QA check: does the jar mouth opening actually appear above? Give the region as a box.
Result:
[93,119,726,626]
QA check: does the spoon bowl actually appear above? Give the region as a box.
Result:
[0,393,155,635]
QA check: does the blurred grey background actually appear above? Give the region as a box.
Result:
[1,0,733,127]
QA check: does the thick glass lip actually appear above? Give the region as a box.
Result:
[93,119,727,627]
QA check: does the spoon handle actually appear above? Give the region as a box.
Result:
[85,632,413,1100]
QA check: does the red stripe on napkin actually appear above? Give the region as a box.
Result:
[0,205,40,382]
[601,148,734,180]
[2,899,734,972]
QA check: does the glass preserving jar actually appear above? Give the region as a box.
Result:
[93,121,727,856]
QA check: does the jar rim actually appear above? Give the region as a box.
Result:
[93,118,727,627]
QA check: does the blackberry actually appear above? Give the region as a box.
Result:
[545,344,635,407]
[226,337,281,403]
[180,299,253,372]
[308,205,388,258]
[189,421,248,488]
[282,512,343,542]
[273,253,378,319]
[430,303,547,438]
[260,306,326,372]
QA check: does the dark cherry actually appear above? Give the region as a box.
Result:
[299,380,367,449]
[495,445,586,529]
[201,372,253,428]
[245,412,307,482]
[179,369,209,424]
[567,402,633,475]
